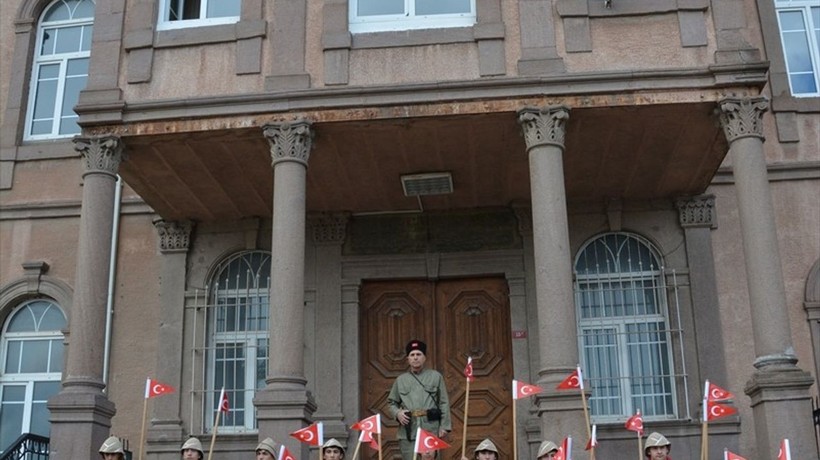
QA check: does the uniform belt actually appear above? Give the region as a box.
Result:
[410,409,429,417]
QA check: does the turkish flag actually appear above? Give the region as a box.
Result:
[724,449,747,460]
[352,414,382,434]
[464,357,475,382]
[218,388,230,413]
[413,428,450,454]
[279,445,297,460]
[553,437,572,460]
[777,439,791,460]
[584,425,597,451]
[705,380,734,401]
[291,422,324,446]
[705,400,737,421]
[145,378,175,399]
[625,411,643,435]
[512,380,542,400]
[360,430,380,451]
[556,367,583,390]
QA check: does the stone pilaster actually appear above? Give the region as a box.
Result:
[255,122,317,456]
[718,96,815,458]
[517,106,586,457]
[147,220,193,449]
[48,136,123,460]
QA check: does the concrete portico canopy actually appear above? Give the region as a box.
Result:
[90,89,734,222]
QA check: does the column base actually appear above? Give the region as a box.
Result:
[47,391,116,460]
[254,386,318,457]
[146,418,186,459]
[744,365,815,458]
[534,369,589,458]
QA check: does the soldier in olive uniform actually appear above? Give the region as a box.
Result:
[535,441,558,460]
[98,436,126,460]
[256,437,276,460]
[388,339,452,460]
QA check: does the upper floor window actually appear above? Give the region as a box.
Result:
[775,0,820,97]
[574,233,680,422]
[349,0,476,34]
[158,0,241,30]
[204,251,270,432]
[24,0,94,141]
[0,300,66,453]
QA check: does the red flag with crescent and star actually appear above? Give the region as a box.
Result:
[777,439,791,460]
[704,380,734,402]
[145,378,175,399]
[360,429,380,451]
[625,410,643,435]
[291,422,324,446]
[724,449,747,460]
[464,357,475,382]
[553,437,572,460]
[704,400,737,421]
[218,387,230,413]
[512,380,542,400]
[352,414,381,434]
[556,367,584,390]
[413,428,450,454]
[279,445,297,460]
[584,425,597,451]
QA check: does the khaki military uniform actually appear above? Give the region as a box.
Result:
[387,368,451,460]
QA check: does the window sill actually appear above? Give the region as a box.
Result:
[350,26,477,49]
[124,20,266,50]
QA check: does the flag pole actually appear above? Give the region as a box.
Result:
[351,438,362,460]
[577,368,592,460]
[462,377,471,459]
[138,393,148,460]
[512,397,518,460]
[637,431,642,460]
[207,407,221,460]
[377,430,383,460]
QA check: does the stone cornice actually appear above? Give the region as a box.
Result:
[80,63,769,135]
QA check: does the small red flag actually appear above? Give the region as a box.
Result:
[351,414,381,434]
[464,357,475,382]
[705,380,734,401]
[512,380,542,400]
[291,422,324,446]
[553,437,572,460]
[218,388,229,413]
[413,428,450,454]
[777,439,791,460]
[556,367,583,390]
[625,410,643,435]
[705,400,737,421]
[145,378,175,399]
[584,425,597,451]
[360,430,380,451]
[279,445,297,460]
[724,449,747,460]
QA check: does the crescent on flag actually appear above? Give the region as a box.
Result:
[362,420,373,431]
[153,384,163,394]
[710,405,722,418]
[522,386,534,395]
[569,376,579,386]
[424,437,436,449]
[304,431,314,442]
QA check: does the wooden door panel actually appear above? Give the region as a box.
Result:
[360,278,513,460]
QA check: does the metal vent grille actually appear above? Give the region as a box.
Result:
[400,172,453,196]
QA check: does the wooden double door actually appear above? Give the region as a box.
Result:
[360,277,514,460]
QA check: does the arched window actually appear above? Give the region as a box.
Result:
[24,0,95,140]
[574,233,677,421]
[0,299,66,452]
[205,251,270,432]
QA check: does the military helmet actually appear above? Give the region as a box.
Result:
[536,441,559,459]
[323,438,345,454]
[99,436,125,455]
[644,432,671,453]
[181,437,204,456]
[257,437,277,456]
[474,439,498,454]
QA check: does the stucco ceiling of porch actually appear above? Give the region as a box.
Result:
[118,102,727,221]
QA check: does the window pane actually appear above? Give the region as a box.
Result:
[41,28,56,56]
[416,0,471,15]
[21,340,50,373]
[207,0,240,18]
[783,31,814,72]
[583,329,621,416]
[4,341,22,373]
[55,26,83,54]
[61,74,86,116]
[30,381,61,437]
[43,2,71,22]
[81,25,93,51]
[73,0,96,19]
[357,0,404,16]
[790,72,819,94]
[0,390,25,455]
[31,120,53,135]
[256,338,268,389]
[50,339,64,372]
[32,75,58,121]
[37,304,67,331]
[33,381,60,401]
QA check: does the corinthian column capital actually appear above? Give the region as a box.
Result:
[718,96,768,143]
[74,135,125,177]
[154,220,194,253]
[517,106,570,151]
[262,121,314,167]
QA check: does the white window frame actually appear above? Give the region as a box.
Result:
[24,0,94,141]
[574,233,679,423]
[157,0,241,31]
[349,0,476,34]
[774,0,820,97]
[0,300,65,453]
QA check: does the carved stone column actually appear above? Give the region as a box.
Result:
[255,122,317,454]
[147,220,193,448]
[517,107,586,454]
[718,97,815,457]
[48,136,123,460]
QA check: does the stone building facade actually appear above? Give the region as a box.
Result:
[1,0,818,459]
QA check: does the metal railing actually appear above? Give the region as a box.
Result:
[0,434,49,460]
